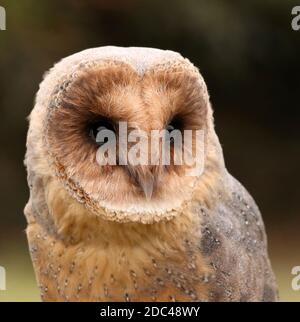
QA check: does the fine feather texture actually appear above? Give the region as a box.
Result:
[44,59,213,220]
[26,176,212,301]
[24,46,278,301]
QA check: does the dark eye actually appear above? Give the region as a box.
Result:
[166,124,175,143]
[166,124,175,133]
[88,119,115,145]
[166,118,182,144]
[166,116,182,132]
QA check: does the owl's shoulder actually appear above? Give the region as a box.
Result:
[197,172,278,301]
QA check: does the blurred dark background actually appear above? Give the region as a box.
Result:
[0,0,299,301]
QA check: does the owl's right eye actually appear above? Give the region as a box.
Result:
[88,119,115,146]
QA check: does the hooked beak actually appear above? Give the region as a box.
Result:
[126,165,161,200]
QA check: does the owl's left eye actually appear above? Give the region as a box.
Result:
[166,116,182,133]
[88,119,115,145]
[165,119,182,144]
[166,124,175,132]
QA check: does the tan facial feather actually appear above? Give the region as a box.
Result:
[42,59,220,221]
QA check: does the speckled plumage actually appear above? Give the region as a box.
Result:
[24,46,278,301]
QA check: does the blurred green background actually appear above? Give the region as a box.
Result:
[0,0,299,302]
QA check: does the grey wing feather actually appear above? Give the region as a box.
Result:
[199,172,278,301]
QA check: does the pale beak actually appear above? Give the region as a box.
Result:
[126,165,160,200]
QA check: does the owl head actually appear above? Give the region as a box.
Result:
[26,47,224,224]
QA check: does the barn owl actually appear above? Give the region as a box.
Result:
[24,46,278,302]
